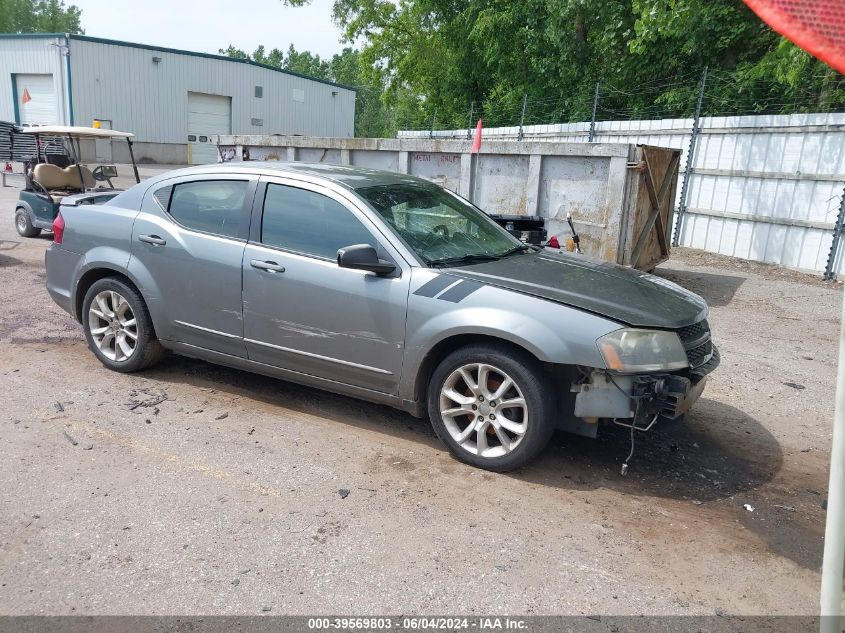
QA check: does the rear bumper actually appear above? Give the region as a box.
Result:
[45,244,82,319]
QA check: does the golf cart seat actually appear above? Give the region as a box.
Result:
[33,163,96,195]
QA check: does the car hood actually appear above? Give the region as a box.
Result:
[445,250,708,329]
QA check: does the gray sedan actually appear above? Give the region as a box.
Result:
[45,163,718,471]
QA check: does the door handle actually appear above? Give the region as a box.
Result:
[250,259,285,273]
[138,234,166,246]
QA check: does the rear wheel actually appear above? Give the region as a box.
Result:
[427,343,556,472]
[15,208,40,238]
[81,278,165,372]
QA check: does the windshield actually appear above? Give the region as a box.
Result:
[356,183,524,265]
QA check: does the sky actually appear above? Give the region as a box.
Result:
[71,0,346,59]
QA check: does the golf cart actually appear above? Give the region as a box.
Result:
[13,125,140,238]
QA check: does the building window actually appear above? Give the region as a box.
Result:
[255,86,263,98]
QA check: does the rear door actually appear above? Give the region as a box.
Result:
[128,175,257,357]
[241,178,410,394]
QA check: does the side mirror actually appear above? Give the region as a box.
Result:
[337,244,396,276]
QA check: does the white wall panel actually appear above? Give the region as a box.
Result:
[406,112,845,275]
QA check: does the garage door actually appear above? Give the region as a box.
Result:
[187,92,231,165]
[15,74,56,125]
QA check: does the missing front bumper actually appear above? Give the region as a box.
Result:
[573,362,715,424]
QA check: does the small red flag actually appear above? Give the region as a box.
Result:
[470,118,483,153]
[21,88,31,105]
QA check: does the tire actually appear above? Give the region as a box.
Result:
[81,277,166,373]
[15,208,41,238]
[427,343,556,472]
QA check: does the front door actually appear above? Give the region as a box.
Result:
[242,179,410,394]
[128,175,256,357]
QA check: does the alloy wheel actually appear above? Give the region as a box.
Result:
[439,362,528,458]
[16,214,27,233]
[88,290,138,362]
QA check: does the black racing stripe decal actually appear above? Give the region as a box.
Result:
[413,275,457,298]
[437,280,484,303]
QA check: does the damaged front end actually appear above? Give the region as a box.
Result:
[564,319,720,439]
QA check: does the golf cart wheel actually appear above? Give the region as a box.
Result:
[427,343,556,472]
[15,208,40,238]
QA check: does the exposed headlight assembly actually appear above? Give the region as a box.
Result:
[597,329,688,373]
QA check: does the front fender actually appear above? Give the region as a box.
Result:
[399,270,622,402]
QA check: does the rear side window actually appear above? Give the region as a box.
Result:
[152,185,172,210]
[261,184,374,259]
[167,180,248,238]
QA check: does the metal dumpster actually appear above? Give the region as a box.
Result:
[214,136,681,271]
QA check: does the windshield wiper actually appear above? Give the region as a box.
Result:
[497,244,532,258]
[427,253,501,268]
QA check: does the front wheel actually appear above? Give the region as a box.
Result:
[15,208,40,238]
[81,278,165,372]
[427,343,556,472]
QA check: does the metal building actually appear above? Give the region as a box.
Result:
[0,33,356,164]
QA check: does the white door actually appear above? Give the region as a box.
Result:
[187,92,231,165]
[16,74,56,125]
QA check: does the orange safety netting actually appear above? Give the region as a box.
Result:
[744,0,845,73]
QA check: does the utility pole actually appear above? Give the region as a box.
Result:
[822,190,845,633]
[672,66,708,248]
[517,94,527,141]
[588,82,600,142]
[429,110,437,139]
[821,284,845,633]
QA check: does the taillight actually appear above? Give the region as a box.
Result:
[52,211,65,244]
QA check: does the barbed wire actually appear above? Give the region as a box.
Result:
[398,67,845,135]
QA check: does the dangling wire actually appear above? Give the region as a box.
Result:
[605,373,659,476]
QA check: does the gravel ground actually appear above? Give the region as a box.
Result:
[0,177,841,616]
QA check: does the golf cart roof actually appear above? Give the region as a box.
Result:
[19,125,134,139]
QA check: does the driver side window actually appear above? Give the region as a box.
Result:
[260,183,375,259]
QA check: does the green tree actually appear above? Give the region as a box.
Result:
[287,0,844,134]
[0,0,83,34]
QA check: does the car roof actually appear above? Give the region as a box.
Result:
[152,162,435,191]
